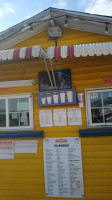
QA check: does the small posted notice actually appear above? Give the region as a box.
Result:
[68,108,82,125]
[39,110,53,127]
[0,140,14,159]
[14,140,38,153]
[43,137,84,198]
[53,109,67,126]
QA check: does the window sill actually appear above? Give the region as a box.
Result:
[0,126,34,132]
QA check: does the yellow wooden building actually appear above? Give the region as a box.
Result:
[0,7,112,200]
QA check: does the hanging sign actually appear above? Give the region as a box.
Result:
[43,137,84,198]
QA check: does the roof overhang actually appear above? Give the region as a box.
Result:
[0,8,112,50]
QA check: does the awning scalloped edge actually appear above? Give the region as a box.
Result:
[0,42,112,62]
[47,42,112,59]
[0,46,47,62]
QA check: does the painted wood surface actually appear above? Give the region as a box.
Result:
[0,28,112,199]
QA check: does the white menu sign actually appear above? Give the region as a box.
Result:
[53,109,67,126]
[39,110,53,127]
[68,108,82,125]
[43,137,84,198]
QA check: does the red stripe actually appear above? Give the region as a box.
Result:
[67,45,74,58]
[26,47,32,58]
[54,46,61,58]
[13,49,20,59]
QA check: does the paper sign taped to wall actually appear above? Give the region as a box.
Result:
[53,109,67,126]
[43,137,84,198]
[0,140,14,159]
[14,140,38,153]
[68,108,82,125]
[39,110,53,127]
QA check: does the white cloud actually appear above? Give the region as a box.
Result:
[4,3,15,14]
[0,2,15,18]
[0,9,4,17]
[85,0,112,16]
[52,0,67,9]
[25,12,32,19]
[25,11,40,20]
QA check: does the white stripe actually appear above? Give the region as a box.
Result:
[61,46,67,58]
[47,46,54,59]
[7,49,15,60]
[19,47,26,59]
[1,50,8,61]
[32,46,41,57]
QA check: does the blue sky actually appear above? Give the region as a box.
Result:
[0,0,112,32]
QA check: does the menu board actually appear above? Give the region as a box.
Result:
[43,137,84,198]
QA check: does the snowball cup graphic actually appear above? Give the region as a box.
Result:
[66,90,73,103]
[53,94,59,104]
[77,93,84,107]
[60,92,66,103]
[47,96,52,104]
[41,97,46,104]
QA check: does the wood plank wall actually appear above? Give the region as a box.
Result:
[0,28,112,200]
[11,28,112,50]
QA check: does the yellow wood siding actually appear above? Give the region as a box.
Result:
[0,28,112,200]
[11,28,112,50]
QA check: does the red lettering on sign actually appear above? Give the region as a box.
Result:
[0,88,13,93]
[103,78,112,85]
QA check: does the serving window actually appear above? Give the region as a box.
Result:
[85,88,112,128]
[0,94,33,131]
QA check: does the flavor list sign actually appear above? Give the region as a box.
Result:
[43,137,84,198]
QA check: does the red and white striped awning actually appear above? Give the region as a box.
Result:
[47,42,112,59]
[1,42,112,63]
[0,46,47,62]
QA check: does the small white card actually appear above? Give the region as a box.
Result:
[90,93,98,99]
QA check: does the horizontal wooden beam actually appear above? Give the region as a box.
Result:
[0,131,43,139]
[79,129,112,137]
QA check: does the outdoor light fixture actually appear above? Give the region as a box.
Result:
[29,24,34,32]
[64,15,68,27]
[0,80,35,88]
[105,22,108,35]
[50,19,55,26]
